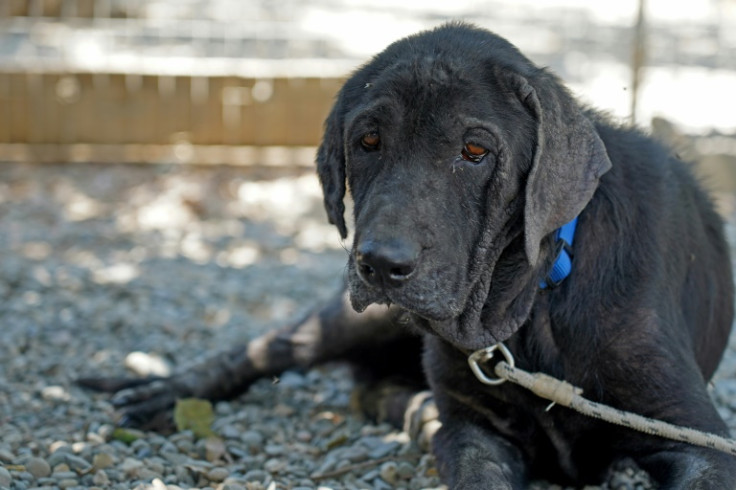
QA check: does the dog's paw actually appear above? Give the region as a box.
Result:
[452,473,514,490]
[447,459,523,490]
[77,375,185,431]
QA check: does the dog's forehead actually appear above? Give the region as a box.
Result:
[371,56,474,99]
[354,57,502,131]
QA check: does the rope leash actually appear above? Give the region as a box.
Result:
[468,343,736,458]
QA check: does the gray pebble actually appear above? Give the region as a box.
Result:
[15,471,32,482]
[93,470,110,486]
[161,451,188,465]
[367,440,400,459]
[96,424,116,441]
[104,468,123,483]
[224,445,249,459]
[136,447,153,458]
[341,446,368,462]
[159,441,179,454]
[119,457,144,478]
[240,430,264,450]
[220,483,246,490]
[264,458,287,473]
[85,432,106,445]
[63,453,92,472]
[0,448,14,463]
[215,401,235,416]
[295,430,312,442]
[362,469,379,481]
[243,469,268,482]
[312,457,337,477]
[220,425,242,439]
[52,470,78,480]
[146,458,166,475]
[139,467,164,480]
[379,461,398,485]
[0,466,11,487]
[372,477,394,490]
[174,466,194,486]
[46,449,72,468]
[130,438,149,452]
[263,444,283,456]
[25,456,51,478]
[175,439,194,453]
[170,431,194,443]
[278,371,307,388]
[92,452,115,470]
[397,461,415,479]
[206,467,229,482]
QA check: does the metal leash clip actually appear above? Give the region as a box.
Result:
[467,342,515,386]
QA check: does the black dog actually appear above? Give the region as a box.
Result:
[84,24,736,488]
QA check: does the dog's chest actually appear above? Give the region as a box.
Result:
[494,378,582,474]
[441,311,610,480]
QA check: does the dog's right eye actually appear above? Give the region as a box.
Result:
[360,132,380,151]
[461,143,489,163]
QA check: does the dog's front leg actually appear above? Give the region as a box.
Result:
[432,417,528,489]
[79,290,409,428]
[636,438,736,488]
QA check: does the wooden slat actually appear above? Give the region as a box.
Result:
[204,76,227,145]
[0,72,342,152]
[130,75,161,145]
[71,73,99,144]
[42,0,63,17]
[7,0,30,17]
[42,74,62,143]
[0,75,9,143]
[9,74,29,143]
[0,143,319,167]
[189,76,219,146]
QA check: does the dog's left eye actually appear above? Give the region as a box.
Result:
[461,143,489,163]
[360,132,381,151]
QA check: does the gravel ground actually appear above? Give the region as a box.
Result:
[1,161,735,490]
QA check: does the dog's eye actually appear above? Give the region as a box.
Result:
[461,143,489,163]
[360,132,380,151]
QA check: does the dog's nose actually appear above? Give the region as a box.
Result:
[355,239,419,287]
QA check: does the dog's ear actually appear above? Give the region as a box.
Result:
[316,97,348,239]
[502,69,612,266]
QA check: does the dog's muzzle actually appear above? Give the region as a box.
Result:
[354,238,420,289]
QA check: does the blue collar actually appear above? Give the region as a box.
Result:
[539,216,578,289]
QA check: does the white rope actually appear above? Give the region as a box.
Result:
[494,360,736,457]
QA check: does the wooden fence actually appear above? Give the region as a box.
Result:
[3,0,733,166]
[0,72,342,165]
[0,0,346,165]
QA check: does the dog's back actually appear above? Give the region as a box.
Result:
[582,117,734,379]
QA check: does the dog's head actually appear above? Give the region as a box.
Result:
[317,23,611,350]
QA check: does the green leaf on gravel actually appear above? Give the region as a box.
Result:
[111,427,142,444]
[174,398,216,438]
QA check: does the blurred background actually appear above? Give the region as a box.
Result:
[1,0,735,167]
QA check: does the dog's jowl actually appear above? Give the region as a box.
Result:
[83,23,736,488]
